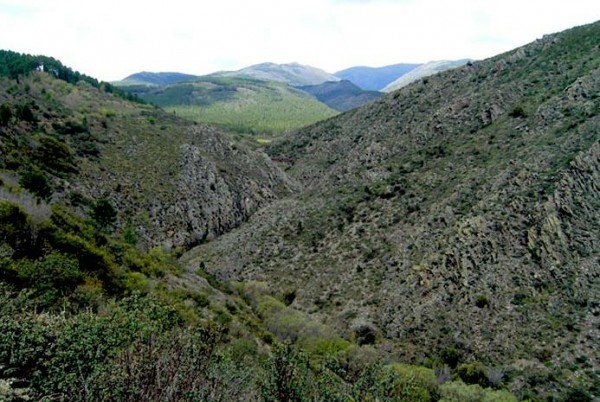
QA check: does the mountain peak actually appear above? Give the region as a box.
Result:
[212,62,340,86]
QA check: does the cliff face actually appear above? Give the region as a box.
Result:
[183,22,600,397]
[0,73,296,249]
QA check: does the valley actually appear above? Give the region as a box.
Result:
[0,20,599,402]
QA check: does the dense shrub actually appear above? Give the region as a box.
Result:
[90,197,117,231]
[33,134,76,174]
[0,103,12,126]
[438,380,516,402]
[0,200,32,256]
[15,102,36,123]
[262,343,316,402]
[19,168,53,199]
[0,293,181,399]
[14,252,82,291]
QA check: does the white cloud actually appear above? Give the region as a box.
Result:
[0,0,598,81]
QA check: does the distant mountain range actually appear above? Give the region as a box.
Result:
[113,59,470,119]
[334,63,421,91]
[382,59,471,92]
[115,71,199,86]
[297,80,382,112]
[211,62,340,86]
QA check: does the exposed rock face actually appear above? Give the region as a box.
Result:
[183,22,600,397]
[80,120,297,249]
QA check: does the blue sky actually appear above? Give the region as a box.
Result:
[0,0,598,81]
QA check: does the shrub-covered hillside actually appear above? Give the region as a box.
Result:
[184,21,600,400]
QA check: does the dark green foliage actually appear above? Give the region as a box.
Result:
[282,288,297,306]
[440,347,461,368]
[563,386,593,402]
[15,102,36,123]
[122,221,138,245]
[15,253,82,289]
[91,198,117,231]
[509,105,527,118]
[52,120,100,157]
[456,363,489,387]
[262,343,315,402]
[354,323,377,346]
[33,134,76,174]
[475,294,490,308]
[88,326,248,401]
[19,168,53,199]
[0,292,181,399]
[0,201,32,256]
[0,103,12,126]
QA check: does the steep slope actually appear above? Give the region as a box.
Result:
[297,80,383,112]
[212,62,340,86]
[335,63,421,90]
[382,59,470,92]
[0,54,517,402]
[122,76,338,135]
[183,22,600,399]
[113,71,199,86]
[0,72,295,249]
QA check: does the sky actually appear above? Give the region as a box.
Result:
[0,0,598,82]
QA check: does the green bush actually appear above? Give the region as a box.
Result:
[352,363,434,402]
[0,200,32,256]
[15,252,82,291]
[262,343,316,402]
[33,134,76,174]
[15,102,36,123]
[0,293,182,398]
[122,271,149,293]
[508,105,527,118]
[388,363,439,400]
[304,337,351,358]
[439,381,516,402]
[456,362,488,387]
[90,197,117,231]
[19,168,53,199]
[0,103,12,126]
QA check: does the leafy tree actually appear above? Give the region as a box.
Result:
[91,198,117,231]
